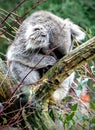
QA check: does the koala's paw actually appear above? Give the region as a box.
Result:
[46,56,57,66]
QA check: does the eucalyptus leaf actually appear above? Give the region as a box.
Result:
[3,118,7,125]
[90,102,95,110]
[65,112,75,122]
[71,104,78,111]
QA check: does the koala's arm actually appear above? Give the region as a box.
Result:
[26,53,57,68]
[8,50,56,69]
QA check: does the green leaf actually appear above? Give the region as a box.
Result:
[88,60,93,67]
[77,78,88,90]
[76,78,88,96]
[76,90,81,97]
[90,102,95,110]
[62,95,70,102]
[70,127,76,130]
[3,118,7,125]
[87,79,95,91]
[71,104,78,111]
[49,109,55,121]
[65,112,75,122]
[91,66,95,75]
[91,117,95,123]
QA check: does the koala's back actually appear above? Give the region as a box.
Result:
[24,10,64,28]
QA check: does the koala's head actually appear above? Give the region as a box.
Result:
[25,24,50,50]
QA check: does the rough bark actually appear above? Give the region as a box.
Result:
[0,37,95,129]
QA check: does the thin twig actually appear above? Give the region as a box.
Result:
[0,0,26,26]
[0,28,15,38]
[0,16,17,32]
[0,11,20,26]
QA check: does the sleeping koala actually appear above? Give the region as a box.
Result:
[7,10,85,102]
[7,24,56,84]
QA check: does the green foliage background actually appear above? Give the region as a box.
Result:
[0,0,95,58]
[1,0,95,30]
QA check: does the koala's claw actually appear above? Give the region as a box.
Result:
[47,56,57,66]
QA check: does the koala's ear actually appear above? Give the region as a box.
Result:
[64,19,86,42]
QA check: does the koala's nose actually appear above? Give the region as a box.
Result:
[41,34,46,37]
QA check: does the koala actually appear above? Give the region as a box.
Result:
[7,24,57,84]
[7,11,85,102]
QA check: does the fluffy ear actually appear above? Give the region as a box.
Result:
[64,19,86,42]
